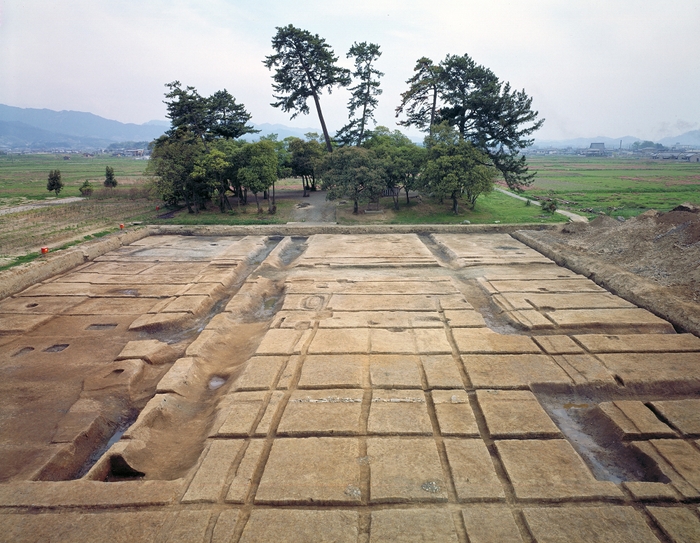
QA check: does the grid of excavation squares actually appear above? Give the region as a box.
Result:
[179,272,700,541]
[182,276,628,518]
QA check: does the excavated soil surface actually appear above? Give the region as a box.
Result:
[544,204,700,302]
[3,229,700,542]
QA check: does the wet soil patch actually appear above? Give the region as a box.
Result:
[535,388,698,484]
[75,410,140,479]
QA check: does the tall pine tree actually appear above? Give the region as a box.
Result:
[336,42,383,146]
[263,25,350,152]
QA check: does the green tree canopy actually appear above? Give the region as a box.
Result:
[151,84,257,211]
[147,128,206,212]
[287,136,325,196]
[164,82,258,142]
[263,25,350,153]
[632,140,665,151]
[421,123,496,214]
[395,57,442,135]
[260,134,293,180]
[363,127,425,209]
[336,42,383,146]
[238,140,278,213]
[192,147,230,212]
[321,146,386,214]
[396,53,543,190]
[47,169,63,196]
[104,166,117,188]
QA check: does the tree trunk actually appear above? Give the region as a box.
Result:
[405,186,410,205]
[359,94,368,145]
[302,176,309,197]
[429,85,438,135]
[311,91,333,153]
[268,181,275,213]
[353,199,359,214]
[452,192,459,214]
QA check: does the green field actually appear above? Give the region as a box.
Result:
[0,154,148,204]
[524,156,700,218]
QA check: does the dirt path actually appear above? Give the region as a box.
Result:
[287,190,336,224]
[495,187,588,223]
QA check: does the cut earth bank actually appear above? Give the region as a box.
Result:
[0,224,699,543]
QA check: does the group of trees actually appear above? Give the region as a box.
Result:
[46,166,117,197]
[320,124,495,215]
[148,80,339,214]
[147,25,542,215]
[147,82,280,214]
[260,25,541,213]
[396,54,543,190]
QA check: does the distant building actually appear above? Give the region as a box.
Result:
[585,143,606,157]
[686,153,700,163]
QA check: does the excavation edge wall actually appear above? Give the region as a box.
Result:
[512,229,700,338]
[0,223,559,301]
[5,223,697,341]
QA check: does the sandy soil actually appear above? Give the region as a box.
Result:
[286,190,337,223]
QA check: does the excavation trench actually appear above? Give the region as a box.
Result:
[534,386,699,484]
[80,240,294,481]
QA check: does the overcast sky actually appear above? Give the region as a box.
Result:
[1,0,698,141]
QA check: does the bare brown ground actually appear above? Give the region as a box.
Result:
[543,204,700,303]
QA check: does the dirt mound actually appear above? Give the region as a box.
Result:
[588,215,621,228]
[550,208,700,302]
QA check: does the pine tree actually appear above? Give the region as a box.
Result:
[47,169,63,196]
[104,166,117,188]
[263,25,350,152]
[336,42,383,146]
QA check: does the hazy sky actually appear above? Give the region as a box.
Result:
[1,0,698,141]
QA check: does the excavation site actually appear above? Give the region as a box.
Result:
[1,224,699,543]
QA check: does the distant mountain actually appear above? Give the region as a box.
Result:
[532,135,641,149]
[0,120,112,149]
[0,104,168,150]
[241,123,322,142]
[658,130,700,147]
[142,120,170,127]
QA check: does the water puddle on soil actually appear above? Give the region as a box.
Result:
[208,376,226,390]
[537,393,670,484]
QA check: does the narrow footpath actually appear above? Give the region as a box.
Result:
[494,187,588,223]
